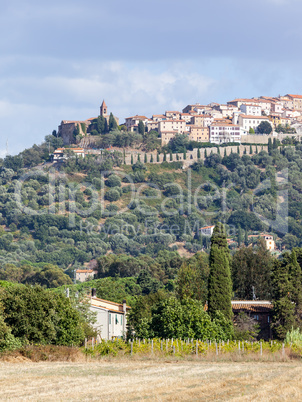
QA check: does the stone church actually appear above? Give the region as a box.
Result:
[58,100,119,145]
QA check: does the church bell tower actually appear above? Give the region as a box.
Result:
[100,100,108,117]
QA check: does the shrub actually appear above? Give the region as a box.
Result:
[104,189,120,202]
[106,175,121,188]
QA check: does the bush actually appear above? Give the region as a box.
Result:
[106,175,121,188]
[104,189,120,202]
[0,285,86,346]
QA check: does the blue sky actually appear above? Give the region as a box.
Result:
[1,0,302,155]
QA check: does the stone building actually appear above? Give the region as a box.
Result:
[58,100,119,145]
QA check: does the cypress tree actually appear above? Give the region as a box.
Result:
[97,115,105,134]
[131,154,133,164]
[144,153,147,163]
[170,151,173,161]
[272,258,296,339]
[273,138,278,149]
[224,148,227,157]
[237,146,240,154]
[204,149,207,158]
[137,154,141,162]
[104,119,108,133]
[217,147,220,155]
[288,250,302,327]
[138,120,145,135]
[268,138,272,155]
[244,147,247,154]
[176,154,179,160]
[237,225,242,246]
[163,151,166,162]
[150,154,154,163]
[208,223,233,320]
[249,145,253,154]
[183,150,186,160]
[157,153,160,162]
[197,148,201,159]
[244,230,249,246]
[256,145,258,154]
[123,148,126,164]
[109,113,118,131]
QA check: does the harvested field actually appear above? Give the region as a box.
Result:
[0,360,301,401]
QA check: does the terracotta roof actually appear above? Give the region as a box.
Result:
[240,115,269,119]
[211,123,240,127]
[76,269,94,273]
[286,94,302,99]
[126,115,148,120]
[160,119,186,123]
[201,225,215,229]
[91,296,131,309]
[231,301,273,312]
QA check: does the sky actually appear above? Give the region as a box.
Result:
[1,0,302,155]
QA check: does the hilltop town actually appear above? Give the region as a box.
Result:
[58,95,302,149]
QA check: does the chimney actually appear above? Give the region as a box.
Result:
[122,299,127,313]
[92,288,97,298]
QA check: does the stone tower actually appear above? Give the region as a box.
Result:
[100,100,108,117]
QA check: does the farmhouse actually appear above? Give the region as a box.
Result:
[232,300,273,340]
[89,292,131,340]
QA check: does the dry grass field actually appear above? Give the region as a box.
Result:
[0,359,301,401]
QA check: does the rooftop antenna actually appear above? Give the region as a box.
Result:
[252,286,256,300]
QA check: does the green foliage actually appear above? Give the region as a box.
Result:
[109,113,118,131]
[149,298,234,340]
[0,284,86,345]
[166,134,189,153]
[285,327,302,346]
[232,239,273,300]
[257,121,272,134]
[233,312,259,341]
[138,120,145,135]
[104,189,120,202]
[271,253,297,339]
[106,174,121,188]
[176,254,209,304]
[208,223,233,321]
[0,306,22,351]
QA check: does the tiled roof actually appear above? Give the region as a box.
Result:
[240,115,269,119]
[231,301,273,312]
[76,269,94,273]
[126,115,148,120]
[286,94,302,99]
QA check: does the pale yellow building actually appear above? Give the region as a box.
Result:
[158,119,186,135]
[189,126,210,142]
